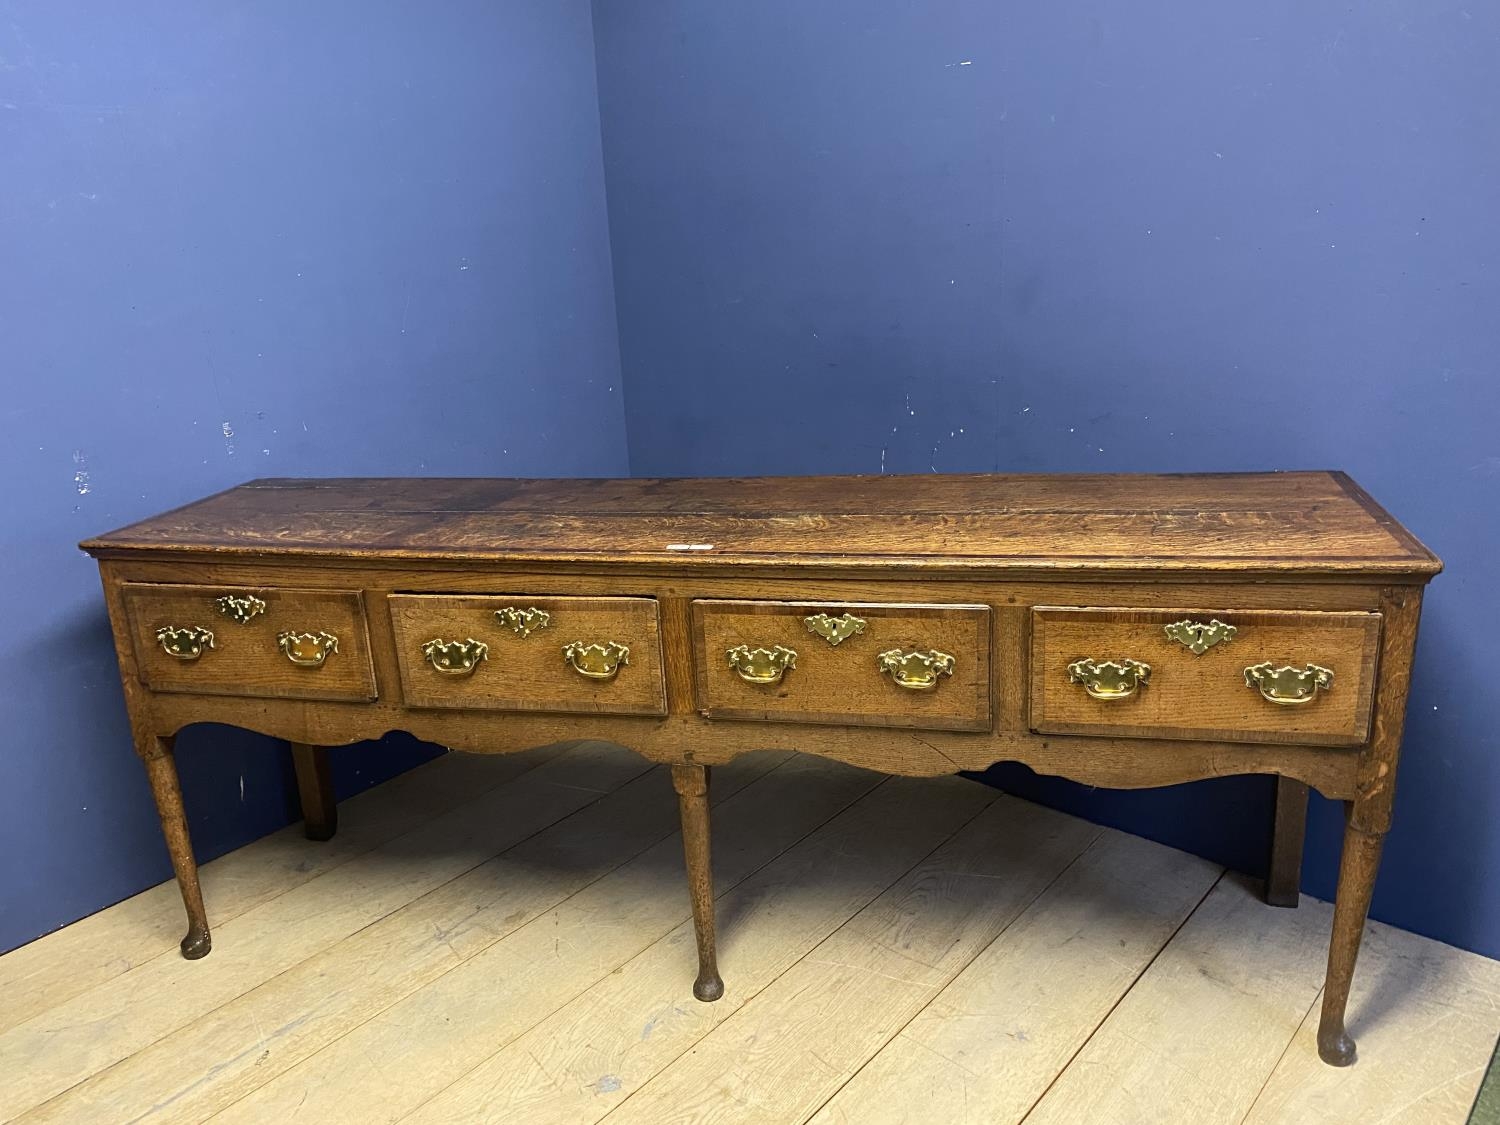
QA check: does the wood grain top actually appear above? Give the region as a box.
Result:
[79,472,1441,578]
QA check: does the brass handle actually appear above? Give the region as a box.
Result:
[1245,662,1334,706]
[563,640,629,681]
[422,637,488,676]
[727,644,797,685]
[1068,658,1151,700]
[496,607,551,638]
[877,648,955,691]
[803,613,867,647]
[277,631,339,667]
[1163,618,1237,655]
[215,594,266,625]
[156,625,215,661]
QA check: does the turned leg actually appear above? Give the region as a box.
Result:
[290,742,338,841]
[1317,802,1385,1065]
[671,763,723,1002]
[1265,775,1309,907]
[138,735,212,959]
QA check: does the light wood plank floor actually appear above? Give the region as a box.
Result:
[5,744,1497,1124]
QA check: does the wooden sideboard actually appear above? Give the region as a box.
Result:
[81,472,1440,1067]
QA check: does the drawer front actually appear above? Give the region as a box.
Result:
[692,600,991,732]
[388,594,666,716]
[1030,607,1381,746]
[124,583,376,702]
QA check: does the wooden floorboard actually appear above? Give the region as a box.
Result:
[808,828,1221,1125]
[0,744,562,1037]
[599,796,1101,1125]
[204,754,912,1124]
[404,774,997,1125]
[0,742,648,1121]
[1020,874,1336,1125]
[4,748,1498,1125]
[16,750,788,1125]
[1243,911,1500,1124]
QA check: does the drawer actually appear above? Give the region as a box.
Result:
[123,583,377,702]
[388,594,666,716]
[1029,607,1381,746]
[692,600,991,732]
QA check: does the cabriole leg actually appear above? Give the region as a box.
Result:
[290,742,338,841]
[138,734,212,959]
[1317,802,1385,1065]
[1316,585,1421,1065]
[671,763,724,1002]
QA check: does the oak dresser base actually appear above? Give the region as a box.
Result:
[83,473,1440,1068]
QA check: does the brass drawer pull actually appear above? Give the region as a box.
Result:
[422,637,488,676]
[215,594,266,625]
[1245,662,1334,706]
[1163,618,1236,655]
[277,631,339,667]
[496,607,551,638]
[563,640,629,681]
[803,613,867,647]
[727,644,797,685]
[1068,658,1151,701]
[877,648,955,691]
[156,625,215,661]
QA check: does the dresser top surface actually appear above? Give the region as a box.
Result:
[80,472,1440,578]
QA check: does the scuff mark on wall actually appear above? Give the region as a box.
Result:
[71,450,91,495]
[221,421,236,456]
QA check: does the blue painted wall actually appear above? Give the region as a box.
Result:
[593,4,1500,953]
[6,0,1498,962]
[0,2,627,953]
